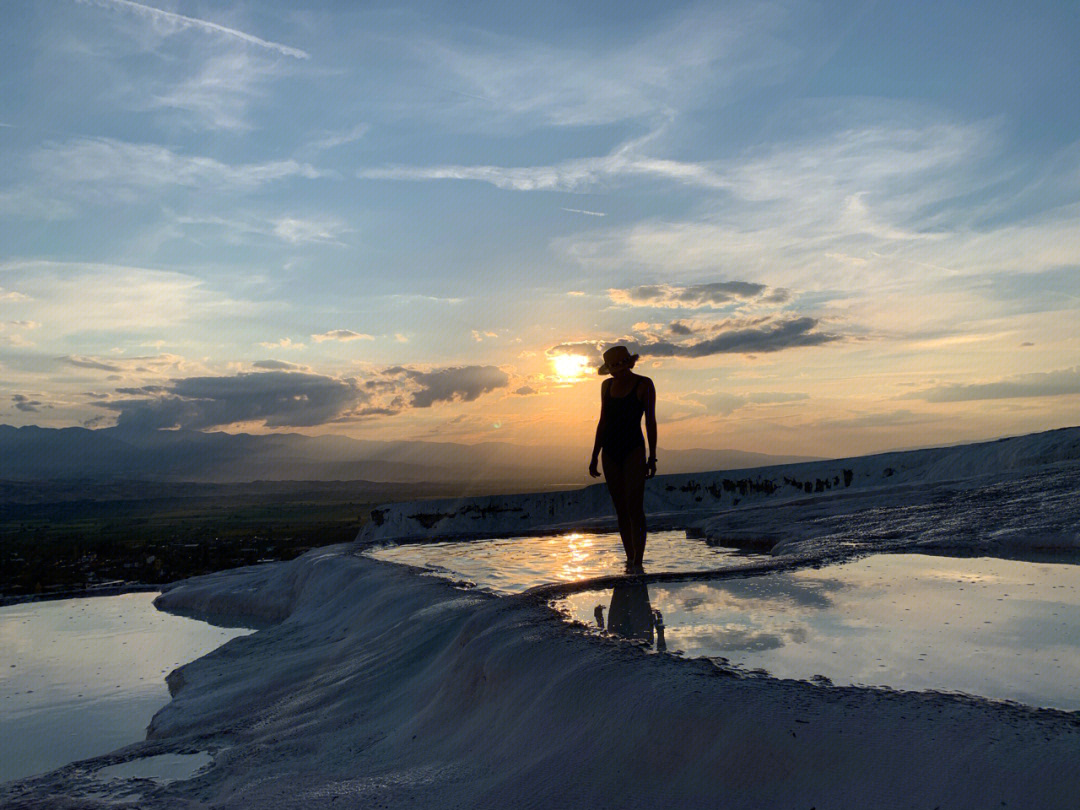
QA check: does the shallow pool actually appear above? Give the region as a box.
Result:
[0,593,251,783]
[552,553,1080,710]
[367,530,765,594]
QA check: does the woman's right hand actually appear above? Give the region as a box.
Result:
[589,459,601,478]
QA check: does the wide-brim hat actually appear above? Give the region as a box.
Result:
[598,345,639,375]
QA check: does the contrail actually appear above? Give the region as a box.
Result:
[76,0,309,59]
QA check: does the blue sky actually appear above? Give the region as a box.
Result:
[1,0,1078,457]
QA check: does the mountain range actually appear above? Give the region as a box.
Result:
[0,425,819,488]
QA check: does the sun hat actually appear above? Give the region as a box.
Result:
[598,345,639,375]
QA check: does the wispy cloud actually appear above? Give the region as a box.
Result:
[308,124,370,152]
[149,51,280,131]
[76,0,309,59]
[609,282,788,309]
[0,260,257,334]
[17,138,320,210]
[260,338,305,351]
[273,216,350,245]
[687,390,810,416]
[901,366,1080,402]
[562,208,605,217]
[311,329,374,343]
[405,3,804,129]
[358,131,728,192]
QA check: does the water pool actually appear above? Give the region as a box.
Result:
[367,529,766,594]
[552,553,1080,709]
[0,593,251,783]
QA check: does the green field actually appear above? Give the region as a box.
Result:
[0,479,462,600]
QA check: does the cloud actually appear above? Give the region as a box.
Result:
[359,131,729,192]
[99,371,364,430]
[77,0,309,59]
[260,338,305,350]
[92,364,513,430]
[12,394,43,413]
[562,208,605,217]
[273,216,350,245]
[1,260,257,334]
[61,356,124,372]
[403,3,805,130]
[149,51,282,132]
[0,287,29,301]
[609,281,786,309]
[546,340,604,358]
[513,385,537,396]
[626,316,840,357]
[30,138,320,204]
[58,353,190,375]
[308,124,370,152]
[669,321,694,335]
[688,390,809,416]
[385,365,510,408]
[901,367,1080,402]
[252,359,305,371]
[311,329,374,343]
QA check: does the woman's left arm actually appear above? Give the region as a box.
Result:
[643,377,658,478]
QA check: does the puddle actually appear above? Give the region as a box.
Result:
[367,530,765,594]
[552,553,1080,710]
[94,752,213,783]
[0,593,251,783]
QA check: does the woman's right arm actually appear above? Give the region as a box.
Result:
[589,380,608,477]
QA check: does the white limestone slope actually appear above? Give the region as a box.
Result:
[5,543,1080,809]
[358,426,1080,547]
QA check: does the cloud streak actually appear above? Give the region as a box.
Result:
[902,367,1080,402]
[77,0,309,59]
[610,282,788,309]
[311,330,374,343]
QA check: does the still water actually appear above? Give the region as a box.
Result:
[367,530,765,594]
[553,554,1080,710]
[0,593,250,783]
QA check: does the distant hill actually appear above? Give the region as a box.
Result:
[0,425,818,488]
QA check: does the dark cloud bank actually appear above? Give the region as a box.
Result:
[550,316,839,361]
[98,366,510,431]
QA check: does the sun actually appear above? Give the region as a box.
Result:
[551,353,591,382]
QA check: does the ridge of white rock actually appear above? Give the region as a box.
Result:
[357,426,1080,546]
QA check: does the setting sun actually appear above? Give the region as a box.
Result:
[551,354,592,381]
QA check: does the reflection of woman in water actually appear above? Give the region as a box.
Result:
[598,581,666,651]
[589,346,657,573]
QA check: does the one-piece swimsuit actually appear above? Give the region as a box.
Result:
[602,378,645,464]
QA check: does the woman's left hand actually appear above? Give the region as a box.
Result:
[646,457,657,479]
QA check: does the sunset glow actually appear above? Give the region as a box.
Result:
[551,355,592,383]
[0,1,1077,461]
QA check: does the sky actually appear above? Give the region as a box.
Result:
[1,0,1078,459]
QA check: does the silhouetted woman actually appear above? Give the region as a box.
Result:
[589,345,657,572]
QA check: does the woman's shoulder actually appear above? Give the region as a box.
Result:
[633,373,654,388]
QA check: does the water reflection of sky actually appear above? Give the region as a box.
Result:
[0,593,250,783]
[553,554,1080,710]
[367,530,764,594]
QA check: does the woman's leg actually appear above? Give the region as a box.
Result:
[622,448,648,565]
[601,449,635,562]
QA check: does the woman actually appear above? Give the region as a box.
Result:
[589,345,657,573]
